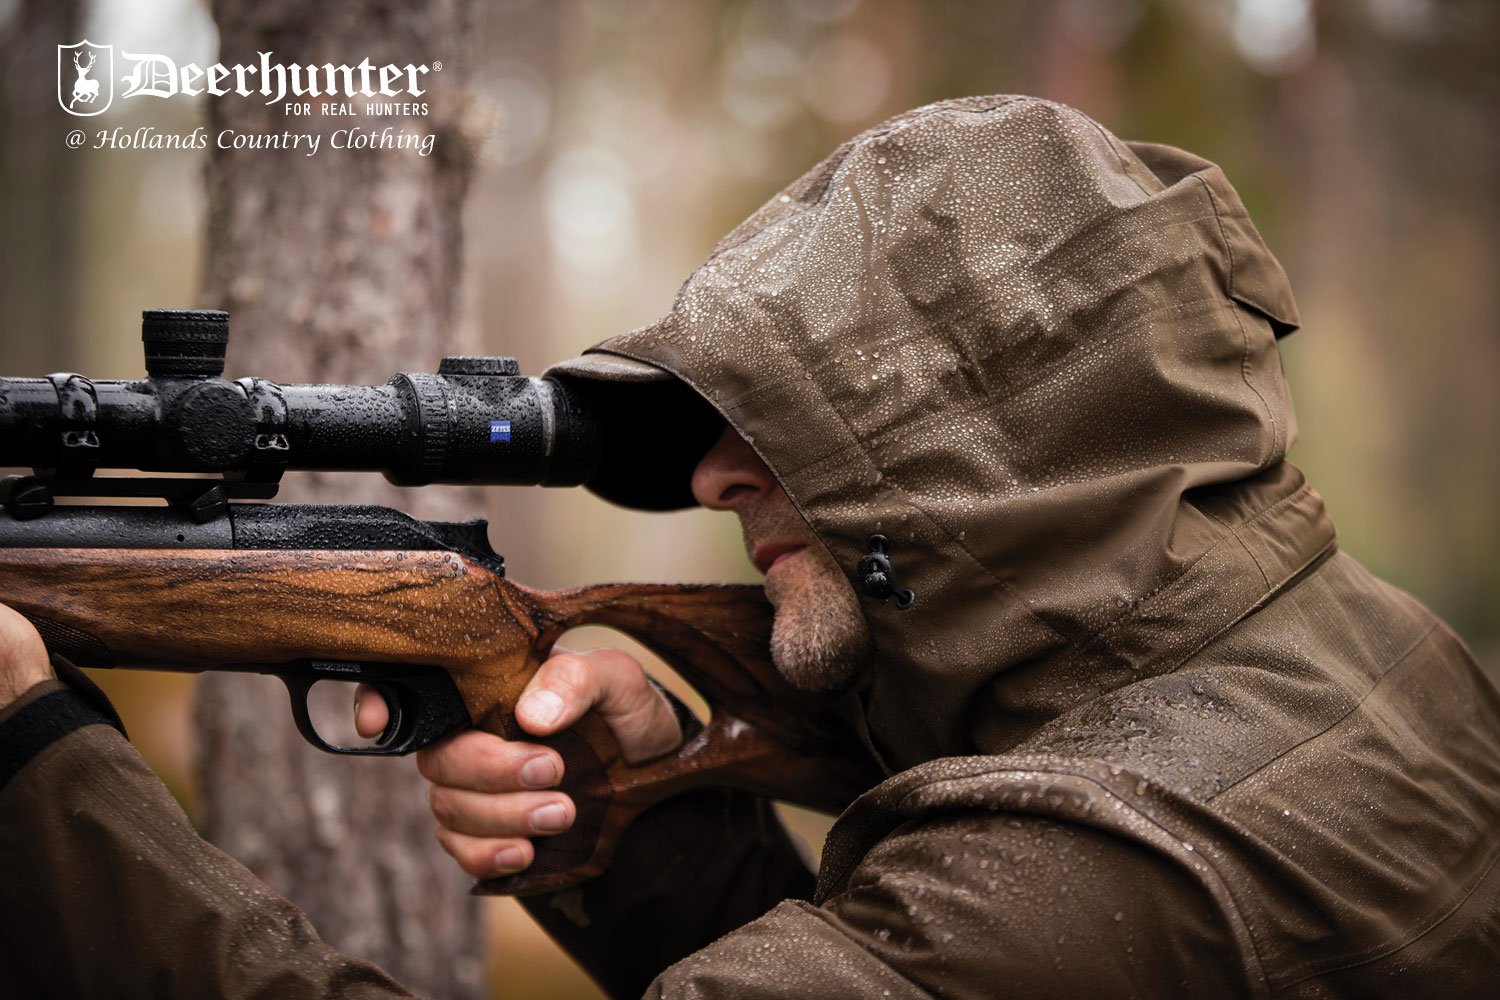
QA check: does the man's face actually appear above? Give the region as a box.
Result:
[690,425,872,692]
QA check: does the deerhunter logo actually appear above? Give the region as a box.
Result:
[56,40,433,118]
[58,41,113,116]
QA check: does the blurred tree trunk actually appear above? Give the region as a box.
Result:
[196,2,483,996]
[0,0,83,371]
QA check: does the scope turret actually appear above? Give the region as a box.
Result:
[142,309,230,380]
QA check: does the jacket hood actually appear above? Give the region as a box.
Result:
[549,96,1331,771]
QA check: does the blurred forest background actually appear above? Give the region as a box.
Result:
[2,0,1496,996]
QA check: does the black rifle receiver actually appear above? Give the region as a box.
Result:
[0,309,602,521]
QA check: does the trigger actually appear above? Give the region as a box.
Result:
[374,686,402,746]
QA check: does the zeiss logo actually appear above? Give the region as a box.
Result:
[489,420,511,444]
[57,39,432,118]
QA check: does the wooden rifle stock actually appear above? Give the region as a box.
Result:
[0,545,881,895]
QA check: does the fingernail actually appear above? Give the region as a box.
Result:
[531,803,569,833]
[494,847,525,873]
[519,755,558,788]
[521,689,565,728]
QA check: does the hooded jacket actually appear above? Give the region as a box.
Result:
[540,96,1500,998]
[1,96,1496,999]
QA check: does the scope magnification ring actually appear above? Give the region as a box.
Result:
[389,372,451,483]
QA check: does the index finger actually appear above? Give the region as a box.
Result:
[353,683,389,739]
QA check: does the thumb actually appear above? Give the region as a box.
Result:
[517,647,682,764]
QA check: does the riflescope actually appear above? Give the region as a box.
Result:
[0,310,603,520]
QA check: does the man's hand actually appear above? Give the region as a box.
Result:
[355,647,683,878]
[0,603,54,711]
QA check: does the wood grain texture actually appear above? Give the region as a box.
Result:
[1,546,881,895]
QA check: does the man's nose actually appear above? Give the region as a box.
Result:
[691,425,776,510]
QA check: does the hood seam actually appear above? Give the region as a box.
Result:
[1081,481,1319,654]
[696,200,1225,427]
[1082,114,1159,201]
[1197,172,1243,296]
[1230,298,1284,463]
[1199,174,1283,461]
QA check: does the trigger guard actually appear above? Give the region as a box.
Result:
[278,672,336,753]
[272,661,471,756]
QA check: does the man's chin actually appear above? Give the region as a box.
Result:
[764,559,872,693]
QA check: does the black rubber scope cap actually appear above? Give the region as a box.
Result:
[142,309,230,379]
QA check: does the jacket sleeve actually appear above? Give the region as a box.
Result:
[647,812,1251,999]
[0,679,414,1000]
[522,789,816,998]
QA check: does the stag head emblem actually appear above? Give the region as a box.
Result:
[70,51,99,108]
[57,41,113,117]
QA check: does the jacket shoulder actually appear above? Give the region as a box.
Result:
[817,552,1500,998]
[653,810,1250,999]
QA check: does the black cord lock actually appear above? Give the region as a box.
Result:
[857,534,915,609]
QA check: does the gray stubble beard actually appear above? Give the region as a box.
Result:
[745,503,873,693]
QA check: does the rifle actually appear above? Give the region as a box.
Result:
[0,309,880,895]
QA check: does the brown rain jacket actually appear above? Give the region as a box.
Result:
[540,95,1500,998]
[2,96,1497,999]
